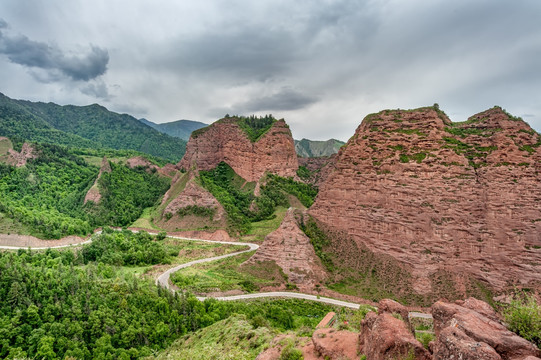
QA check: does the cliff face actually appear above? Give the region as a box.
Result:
[309,106,541,295]
[178,118,298,182]
[247,208,327,288]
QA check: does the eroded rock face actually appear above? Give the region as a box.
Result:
[247,209,327,288]
[84,157,111,204]
[312,328,359,360]
[359,312,432,360]
[163,179,225,221]
[432,300,540,360]
[309,106,541,295]
[178,118,298,182]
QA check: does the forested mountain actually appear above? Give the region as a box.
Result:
[139,118,207,140]
[0,143,170,239]
[0,93,186,162]
[294,138,345,157]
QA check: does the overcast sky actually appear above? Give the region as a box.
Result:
[1,0,540,141]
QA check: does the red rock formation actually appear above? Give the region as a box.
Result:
[312,328,359,360]
[359,312,432,360]
[432,299,540,359]
[178,118,298,182]
[84,157,112,204]
[163,179,225,221]
[309,106,541,296]
[247,208,327,288]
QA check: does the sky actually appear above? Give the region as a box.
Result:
[0,0,540,141]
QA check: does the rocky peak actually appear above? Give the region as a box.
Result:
[309,106,541,298]
[247,208,326,288]
[178,116,298,182]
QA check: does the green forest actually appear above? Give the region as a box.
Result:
[0,143,170,239]
[0,230,340,359]
[199,162,318,234]
[0,93,186,162]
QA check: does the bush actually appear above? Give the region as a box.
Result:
[504,293,541,347]
[280,341,303,360]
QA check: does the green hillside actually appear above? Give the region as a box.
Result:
[294,138,345,157]
[0,93,186,162]
[0,143,170,239]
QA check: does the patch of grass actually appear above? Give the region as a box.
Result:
[177,205,216,218]
[170,251,283,293]
[131,206,161,229]
[242,206,288,243]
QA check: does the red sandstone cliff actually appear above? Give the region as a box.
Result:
[309,106,541,296]
[247,208,327,288]
[178,118,298,182]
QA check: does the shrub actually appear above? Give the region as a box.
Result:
[504,293,541,347]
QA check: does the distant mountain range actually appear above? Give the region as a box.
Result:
[294,138,345,157]
[138,118,208,141]
[0,93,186,162]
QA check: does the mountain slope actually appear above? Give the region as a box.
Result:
[156,119,208,140]
[295,138,344,157]
[0,93,186,162]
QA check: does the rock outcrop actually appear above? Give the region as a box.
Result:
[432,299,540,359]
[163,179,225,221]
[359,311,432,360]
[312,328,359,360]
[84,157,111,204]
[247,208,327,288]
[178,118,298,182]
[4,142,36,167]
[309,106,541,296]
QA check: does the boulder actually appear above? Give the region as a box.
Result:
[432,300,540,360]
[359,312,432,360]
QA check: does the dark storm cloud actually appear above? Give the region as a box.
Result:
[0,20,108,82]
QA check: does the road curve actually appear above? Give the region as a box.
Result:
[197,292,360,309]
[0,229,364,309]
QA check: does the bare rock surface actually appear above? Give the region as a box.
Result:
[247,208,327,288]
[84,157,111,204]
[432,299,541,360]
[309,106,541,296]
[312,328,359,360]
[378,298,410,326]
[359,311,432,360]
[179,118,298,182]
[6,142,36,167]
[163,179,225,221]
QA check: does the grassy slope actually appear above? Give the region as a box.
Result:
[170,251,286,293]
[149,314,276,360]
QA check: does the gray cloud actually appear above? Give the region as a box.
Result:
[0,0,539,140]
[0,20,108,82]
[235,88,318,112]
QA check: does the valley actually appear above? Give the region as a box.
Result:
[0,103,539,359]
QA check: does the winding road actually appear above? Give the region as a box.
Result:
[0,229,434,317]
